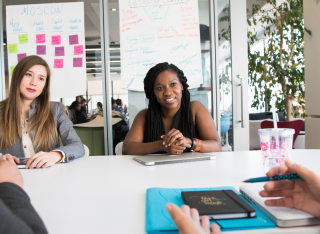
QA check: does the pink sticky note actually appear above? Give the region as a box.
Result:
[55,47,65,56]
[73,58,82,67]
[36,34,45,43]
[74,45,83,55]
[37,45,46,55]
[54,59,64,68]
[52,35,61,45]
[69,35,79,45]
[17,53,27,62]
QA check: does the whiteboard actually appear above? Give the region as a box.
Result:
[6,2,86,99]
[119,0,203,91]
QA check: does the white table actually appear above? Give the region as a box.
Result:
[21,150,320,234]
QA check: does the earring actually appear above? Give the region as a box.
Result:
[182,88,184,90]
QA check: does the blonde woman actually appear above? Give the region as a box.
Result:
[0,55,84,169]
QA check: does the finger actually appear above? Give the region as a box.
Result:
[165,129,181,146]
[165,204,189,229]
[190,208,200,222]
[263,180,295,192]
[211,223,221,234]
[3,155,16,164]
[180,205,191,218]
[28,155,46,169]
[26,152,43,168]
[200,215,210,233]
[266,163,288,177]
[12,156,20,164]
[42,162,53,169]
[36,158,50,169]
[289,161,320,184]
[168,133,183,147]
[264,197,294,208]
[259,188,294,198]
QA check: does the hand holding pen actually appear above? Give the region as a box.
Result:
[258,159,320,219]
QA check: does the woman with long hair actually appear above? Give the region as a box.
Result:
[0,55,84,169]
[123,62,221,155]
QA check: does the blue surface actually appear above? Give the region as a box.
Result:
[145,186,276,233]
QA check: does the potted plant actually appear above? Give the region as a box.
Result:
[247,0,310,121]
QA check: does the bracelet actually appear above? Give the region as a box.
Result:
[190,138,203,152]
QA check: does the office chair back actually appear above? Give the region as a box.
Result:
[260,120,304,148]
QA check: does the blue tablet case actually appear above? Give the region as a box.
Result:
[146,186,276,233]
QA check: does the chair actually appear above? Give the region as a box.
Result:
[83,144,90,157]
[220,114,231,151]
[260,120,304,148]
[115,142,123,155]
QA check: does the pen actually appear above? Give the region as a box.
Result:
[243,173,303,183]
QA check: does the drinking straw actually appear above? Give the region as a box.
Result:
[272,101,278,129]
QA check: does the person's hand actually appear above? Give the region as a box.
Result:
[0,155,23,188]
[25,151,63,169]
[161,129,192,148]
[259,159,320,219]
[166,204,221,234]
[0,154,19,165]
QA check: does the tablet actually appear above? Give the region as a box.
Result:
[132,152,215,166]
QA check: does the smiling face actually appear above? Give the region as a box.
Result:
[19,65,47,102]
[153,70,183,112]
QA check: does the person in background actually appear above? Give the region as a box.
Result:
[68,101,89,124]
[166,159,320,234]
[97,102,103,113]
[114,99,126,118]
[111,97,116,110]
[0,154,48,233]
[123,62,221,155]
[0,55,84,169]
[76,95,91,114]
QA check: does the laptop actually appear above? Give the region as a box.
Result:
[132,152,215,166]
[240,184,320,227]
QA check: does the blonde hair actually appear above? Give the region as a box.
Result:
[0,55,58,151]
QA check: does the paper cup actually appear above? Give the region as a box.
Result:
[258,128,294,173]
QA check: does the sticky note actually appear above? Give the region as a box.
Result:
[69,35,79,45]
[55,47,65,56]
[54,59,63,68]
[17,53,27,62]
[74,45,83,55]
[19,34,28,44]
[73,58,82,67]
[36,34,45,43]
[37,45,46,55]
[51,35,61,45]
[10,66,16,75]
[8,44,18,53]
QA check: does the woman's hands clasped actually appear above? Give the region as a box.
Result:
[161,128,192,155]
[25,151,63,169]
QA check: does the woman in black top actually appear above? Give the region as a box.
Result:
[123,62,221,155]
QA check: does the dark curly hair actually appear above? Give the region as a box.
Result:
[143,62,196,142]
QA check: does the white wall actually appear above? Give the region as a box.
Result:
[303,0,320,149]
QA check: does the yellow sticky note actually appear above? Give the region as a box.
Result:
[19,34,28,44]
[8,44,18,53]
[10,66,16,75]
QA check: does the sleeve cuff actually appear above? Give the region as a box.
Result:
[53,150,66,163]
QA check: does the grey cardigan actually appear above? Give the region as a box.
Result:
[0,101,84,163]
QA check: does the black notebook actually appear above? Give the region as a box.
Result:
[181,190,256,220]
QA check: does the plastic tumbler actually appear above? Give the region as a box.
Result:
[258,128,295,173]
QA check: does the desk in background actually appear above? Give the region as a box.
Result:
[21,150,320,234]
